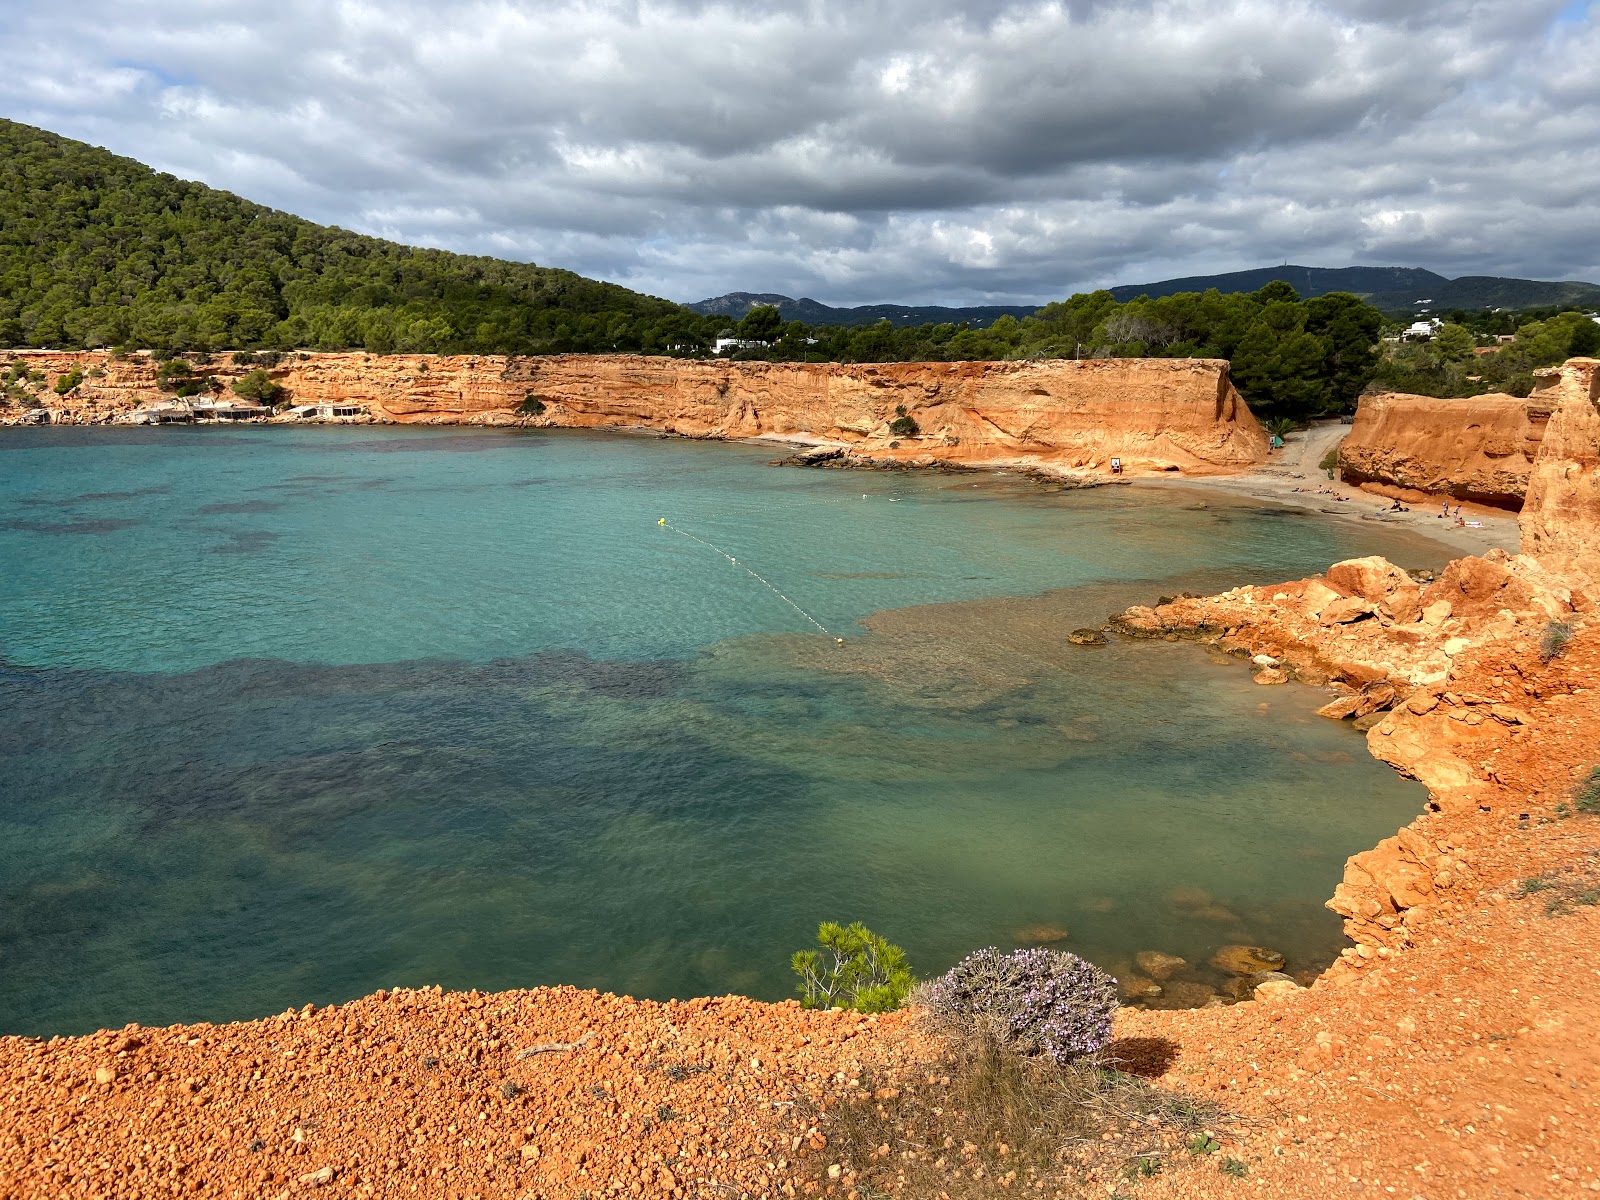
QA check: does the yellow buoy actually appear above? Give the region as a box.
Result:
[658,518,666,526]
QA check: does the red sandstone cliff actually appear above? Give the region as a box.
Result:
[1337,389,1551,509]
[1519,357,1600,580]
[0,350,1267,474]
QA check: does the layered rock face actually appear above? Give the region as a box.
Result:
[1337,389,1552,509]
[1114,364,1600,961]
[1520,358,1600,580]
[0,350,1268,474]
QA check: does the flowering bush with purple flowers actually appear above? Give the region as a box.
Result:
[921,947,1118,1063]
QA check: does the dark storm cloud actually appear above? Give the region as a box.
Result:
[2,0,1596,304]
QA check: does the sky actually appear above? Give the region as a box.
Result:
[2,0,1598,306]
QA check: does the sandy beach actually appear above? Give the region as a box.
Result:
[1137,418,1522,558]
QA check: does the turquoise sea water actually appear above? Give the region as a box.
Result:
[0,426,1443,1035]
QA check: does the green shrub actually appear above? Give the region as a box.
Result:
[791,921,914,1013]
[1540,620,1575,663]
[53,366,84,394]
[231,369,284,405]
[1577,766,1600,815]
[887,405,919,437]
[518,394,547,415]
[1318,447,1340,472]
[156,359,193,390]
[1266,416,1297,440]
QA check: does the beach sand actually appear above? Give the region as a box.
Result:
[1137,419,1521,558]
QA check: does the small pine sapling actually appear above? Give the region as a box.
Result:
[792,921,914,1013]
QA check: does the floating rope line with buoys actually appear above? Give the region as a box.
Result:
[658,517,843,645]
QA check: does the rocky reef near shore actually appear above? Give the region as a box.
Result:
[0,349,1267,475]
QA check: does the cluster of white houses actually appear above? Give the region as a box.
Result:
[123,397,368,424]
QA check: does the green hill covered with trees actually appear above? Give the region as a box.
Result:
[0,119,702,355]
[5,118,1595,422]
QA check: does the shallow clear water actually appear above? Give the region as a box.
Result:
[0,426,1445,1035]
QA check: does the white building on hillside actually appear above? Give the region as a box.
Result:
[713,337,770,354]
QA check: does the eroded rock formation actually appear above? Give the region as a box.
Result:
[0,349,1268,474]
[1520,357,1600,581]
[1112,366,1600,971]
[1337,389,1552,508]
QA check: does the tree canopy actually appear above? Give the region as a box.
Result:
[1370,310,1600,400]
[0,119,696,356]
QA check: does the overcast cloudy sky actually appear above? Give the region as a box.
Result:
[3,0,1597,305]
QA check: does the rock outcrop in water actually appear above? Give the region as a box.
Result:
[0,349,1268,475]
[1336,388,1553,509]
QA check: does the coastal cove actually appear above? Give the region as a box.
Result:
[0,426,1456,1036]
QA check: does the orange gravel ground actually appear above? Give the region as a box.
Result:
[1124,827,1600,1199]
[0,989,929,1199]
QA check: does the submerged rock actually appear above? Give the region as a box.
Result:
[1118,976,1164,1002]
[1013,924,1070,944]
[1164,886,1215,910]
[1133,950,1188,981]
[1150,980,1218,1009]
[1210,944,1288,976]
[1067,628,1108,646]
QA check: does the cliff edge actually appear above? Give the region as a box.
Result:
[1337,389,1552,509]
[0,350,1268,475]
[1520,357,1600,581]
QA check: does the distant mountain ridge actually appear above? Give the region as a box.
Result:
[685,292,1039,329]
[1107,266,1600,314]
[693,268,1600,329]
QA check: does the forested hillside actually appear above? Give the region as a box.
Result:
[0,119,699,355]
[6,119,1594,422]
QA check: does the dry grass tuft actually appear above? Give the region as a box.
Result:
[792,1031,1225,1198]
[1518,852,1600,917]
